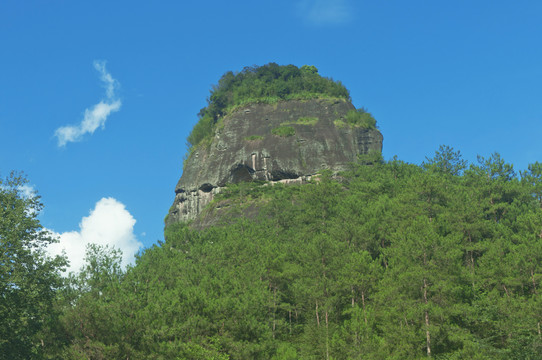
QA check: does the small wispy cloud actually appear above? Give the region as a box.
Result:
[297,0,353,26]
[46,197,142,273]
[55,61,121,147]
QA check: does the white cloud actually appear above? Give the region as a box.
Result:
[94,61,117,99]
[297,0,353,26]
[46,197,142,273]
[55,61,121,147]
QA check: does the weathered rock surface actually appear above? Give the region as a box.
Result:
[166,98,383,226]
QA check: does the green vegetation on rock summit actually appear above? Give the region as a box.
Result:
[187,63,353,150]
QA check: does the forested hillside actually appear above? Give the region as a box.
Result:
[37,147,542,359]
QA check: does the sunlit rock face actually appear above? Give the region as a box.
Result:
[166,98,383,226]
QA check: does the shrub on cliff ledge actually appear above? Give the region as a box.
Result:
[335,108,377,129]
[187,63,350,149]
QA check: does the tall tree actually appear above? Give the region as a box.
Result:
[423,145,467,176]
[0,172,66,359]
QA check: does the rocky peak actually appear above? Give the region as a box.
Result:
[166,98,383,226]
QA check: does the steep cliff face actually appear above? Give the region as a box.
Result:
[166,98,383,226]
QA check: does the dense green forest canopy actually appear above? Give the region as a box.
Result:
[187,63,352,150]
[6,147,540,359]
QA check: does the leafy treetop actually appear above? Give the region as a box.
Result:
[187,63,351,149]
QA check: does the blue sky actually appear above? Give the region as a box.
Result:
[2,0,542,270]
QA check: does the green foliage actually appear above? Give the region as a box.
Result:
[0,172,67,360]
[423,144,467,176]
[271,125,296,137]
[187,112,214,151]
[521,161,542,206]
[55,244,129,359]
[335,108,377,129]
[300,65,318,74]
[35,146,542,359]
[187,63,351,150]
[282,116,319,126]
[297,116,318,124]
[244,135,264,141]
[72,243,124,293]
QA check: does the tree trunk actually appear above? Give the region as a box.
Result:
[325,310,330,360]
[316,300,320,327]
[272,287,277,339]
[381,238,389,268]
[503,284,510,298]
[424,278,431,357]
[289,310,292,334]
[423,250,431,357]
[531,269,538,294]
[361,290,367,326]
[469,234,476,289]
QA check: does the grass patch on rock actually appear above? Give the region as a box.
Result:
[271,126,296,137]
[244,135,265,141]
[282,116,319,126]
